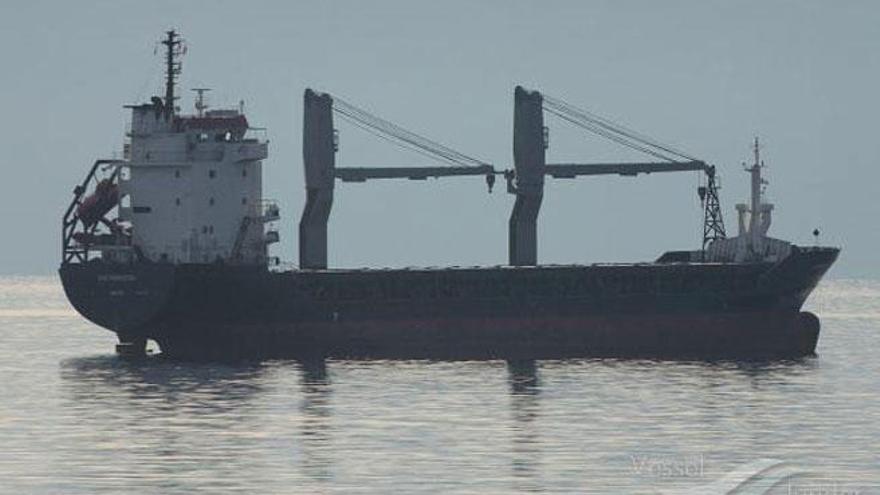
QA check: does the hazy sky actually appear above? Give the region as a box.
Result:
[1,0,877,277]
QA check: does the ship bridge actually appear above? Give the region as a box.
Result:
[176,111,249,139]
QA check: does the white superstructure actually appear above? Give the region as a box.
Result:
[88,31,279,266]
[116,99,276,265]
[706,137,790,263]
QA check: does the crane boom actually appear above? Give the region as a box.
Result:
[545,160,708,178]
[336,165,495,182]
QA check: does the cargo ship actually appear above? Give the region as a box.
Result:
[59,31,839,360]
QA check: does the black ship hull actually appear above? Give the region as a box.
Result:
[59,247,839,360]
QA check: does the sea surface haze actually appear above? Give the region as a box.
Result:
[0,276,877,494]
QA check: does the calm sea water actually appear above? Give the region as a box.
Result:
[0,276,878,494]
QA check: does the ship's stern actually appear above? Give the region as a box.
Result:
[59,262,175,352]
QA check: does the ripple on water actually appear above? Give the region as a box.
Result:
[0,276,877,493]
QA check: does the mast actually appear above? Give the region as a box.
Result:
[192,88,211,117]
[160,30,184,117]
[748,136,763,237]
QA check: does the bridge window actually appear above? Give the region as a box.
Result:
[209,169,216,179]
[209,197,215,206]
[175,198,181,206]
[174,169,181,178]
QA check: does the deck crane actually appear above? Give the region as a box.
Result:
[299,89,501,269]
[299,87,726,270]
[507,86,726,265]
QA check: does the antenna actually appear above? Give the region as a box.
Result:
[160,30,185,116]
[192,88,211,117]
[753,136,760,169]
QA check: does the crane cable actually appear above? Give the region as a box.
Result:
[331,97,492,169]
[543,105,679,162]
[542,94,701,163]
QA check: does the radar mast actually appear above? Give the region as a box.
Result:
[192,88,211,117]
[160,30,185,116]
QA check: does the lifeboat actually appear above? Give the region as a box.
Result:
[76,179,119,227]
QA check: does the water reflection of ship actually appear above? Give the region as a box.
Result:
[57,356,271,492]
[507,360,542,492]
[59,356,338,486]
[59,355,268,409]
[688,358,821,476]
[296,358,334,483]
